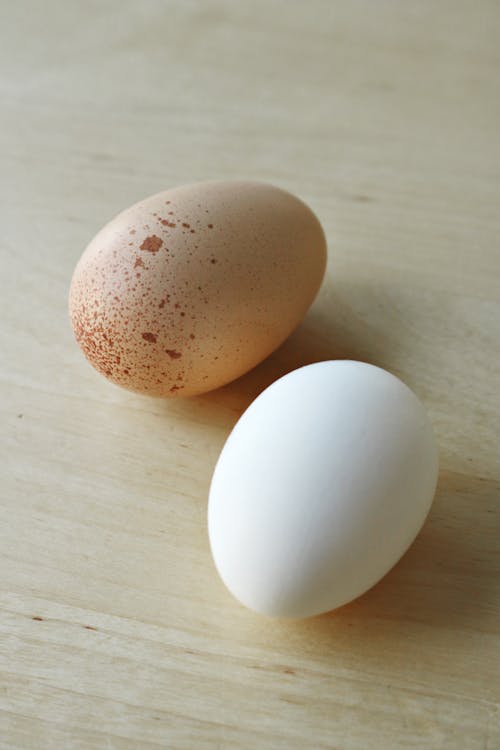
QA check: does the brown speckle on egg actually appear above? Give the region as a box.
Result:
[140,235,163,253]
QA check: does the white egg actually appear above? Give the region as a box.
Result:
[208,360,439,618]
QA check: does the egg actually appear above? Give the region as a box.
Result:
[208,361,439,618]
[69,181,326,397]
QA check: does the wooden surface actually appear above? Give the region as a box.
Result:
[1,1,499,747]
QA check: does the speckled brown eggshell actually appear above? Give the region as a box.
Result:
[69,181,327,397]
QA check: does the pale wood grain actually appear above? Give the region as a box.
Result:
[1,1,499,748]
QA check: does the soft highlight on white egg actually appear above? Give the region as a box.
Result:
[208,360,439,619]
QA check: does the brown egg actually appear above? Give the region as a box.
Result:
[69,181,327,397]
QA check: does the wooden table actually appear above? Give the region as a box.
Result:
[2,2,499,747]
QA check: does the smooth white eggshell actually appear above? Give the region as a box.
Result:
[208,360,439,618]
